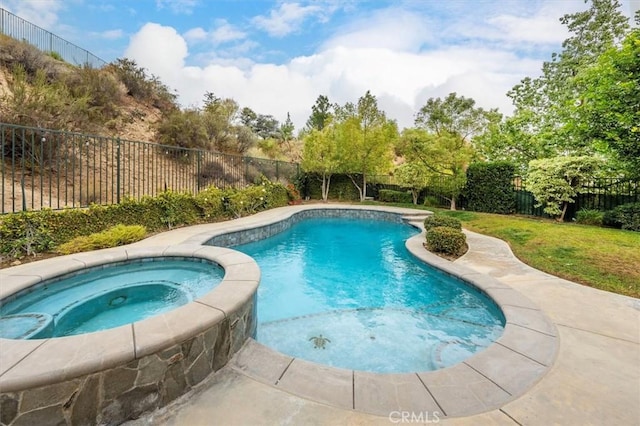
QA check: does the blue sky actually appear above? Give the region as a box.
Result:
[2,0,638,131]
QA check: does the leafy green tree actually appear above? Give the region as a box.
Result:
[301,124,341,201]
[394,162,429,205]
[399,128,472,210]
[305,95,332,131]
[338,91,398,201]
[415,92,495,142]
[570,25,640,175]
[527,156,603,221]
[405,92,487,209]
[507,0,630,158]
[156,108,208,151]
[202,92,241,152]
[240,107,257,129]
[280,112,295,142]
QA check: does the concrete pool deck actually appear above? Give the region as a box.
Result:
[124,204,640,426]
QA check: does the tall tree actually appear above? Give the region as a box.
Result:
[202,92,240,152]
[305,95,332,131]
[507,0,630,157]
[409,92,487,209]
[570,24,640,175]
[280,112,295,143]
[301,124,341,201]
[415,92,494,142]
[338,91,398,201]
[398,128,473,210]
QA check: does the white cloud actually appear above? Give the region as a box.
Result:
[3,0,63,29]
[122,1,594,132]
[155,0,199,15]
[98,29,124,40]
[184,27,208,42]
[210,20,247,45]
[252,2,323,37]
[124,23,188,81]
[322,8,434,52]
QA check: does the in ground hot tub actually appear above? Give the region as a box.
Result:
[0,245,260,426]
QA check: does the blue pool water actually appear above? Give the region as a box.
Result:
[0,258,224,339]
[235,217,505,373]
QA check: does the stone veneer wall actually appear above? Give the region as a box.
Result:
[206,208,404,247]
[0,292,256,426]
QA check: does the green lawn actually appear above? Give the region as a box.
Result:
[365,202,640,298]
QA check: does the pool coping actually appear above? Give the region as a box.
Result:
[0,245,259,393]
[179,205,559,418]
[0,205,559,420]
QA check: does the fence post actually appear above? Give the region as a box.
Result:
[116,137,121,204]
[196,150,202,192]
[275,160,279,181]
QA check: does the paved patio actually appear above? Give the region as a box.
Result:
[119,206,638,425]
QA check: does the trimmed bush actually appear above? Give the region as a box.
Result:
[56,225,147,254]
[575,209,604,226]
[423,214,462,232]
[464,161,516,214]
[378,189,412,203]
[426,226,467,255]
[603,202,640,231]
[194,186,226,220]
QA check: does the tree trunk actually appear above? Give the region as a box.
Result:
[412,189,418,205]
[361,174,367,202]
[450,197,456,211]
[559,201,568,221]
[321,173,331,202]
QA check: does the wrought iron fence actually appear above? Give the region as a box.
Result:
[0,7,107,68]
[1,123,300,214]
[514,177,639,220]
[369,174,638,220]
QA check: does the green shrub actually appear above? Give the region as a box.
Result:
[423,196,440,207]
[48,51,64,62]
[0,211,54,257]
[378,189,412,203]
[155,108,209,151]
[575,208,604,226]
[194,186,226,220]
[423,214,462,231]
[56,224,147,255]
[107,58,177,110]
[0,182,291,258]
[143,190,201,229]
[464,161,516,214]
[425,226,467,255]
[603,202,640,231]
[223,186,269,218]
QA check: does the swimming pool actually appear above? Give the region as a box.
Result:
[234,217,505,373]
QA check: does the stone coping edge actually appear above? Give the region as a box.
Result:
[0,244,259,392]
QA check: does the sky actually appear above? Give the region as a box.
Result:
[1,0,638,132]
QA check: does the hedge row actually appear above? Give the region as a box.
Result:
[0,180,289,258]
[464,161,516,214]
[378,189,412,204]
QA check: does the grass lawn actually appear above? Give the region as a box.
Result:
[365,202,640,298]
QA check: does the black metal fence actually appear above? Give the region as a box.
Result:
[0,7,107,68]
[1,123,300,214]
[370,174,638,221]
[514,177,638,220]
